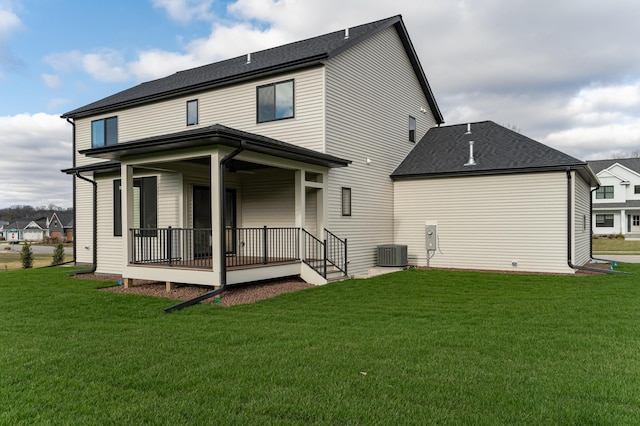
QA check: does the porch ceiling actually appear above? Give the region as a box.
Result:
[79,124,350,169]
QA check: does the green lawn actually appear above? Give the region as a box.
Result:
[1,266,640,424]
[593,237,640,254]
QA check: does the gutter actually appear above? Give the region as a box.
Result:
[164,141,246,313]
[71,172,97,275]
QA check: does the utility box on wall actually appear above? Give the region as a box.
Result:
[377,244,408,267]
[425,221,438,252]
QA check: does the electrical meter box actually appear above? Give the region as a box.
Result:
[425,222,437,251]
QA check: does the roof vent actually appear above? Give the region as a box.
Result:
[465,123,471,134]
[246,52,251,64]
[344,27,350,39]
[464,141,476,166]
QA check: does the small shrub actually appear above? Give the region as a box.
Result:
[20,243,33,269]
[52,242,65,265]
[615,234,625,240]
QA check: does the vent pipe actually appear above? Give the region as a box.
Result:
[344,27,349,39]
[464,141,476,166]
[465,123,471,134]
[246,52,251,64]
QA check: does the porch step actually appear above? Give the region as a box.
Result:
[305,260,348,282]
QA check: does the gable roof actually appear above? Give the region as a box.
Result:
[392,121,598,185]
[587,158,640,176]
[61,15,443,123]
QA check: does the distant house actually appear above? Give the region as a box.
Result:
[392,121,598,274]
[48,212,74,242]
[588,158,640,237]
[0,220,8,239]
[4,218,48,242]
[60,15,598,286]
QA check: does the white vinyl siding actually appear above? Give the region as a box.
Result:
[95,172,183,275]
[573,172,592,266]
[394,172,574,274]
[240,169,295,228]
[75,175,94,264]
[324,26,437,275]
[74,67,325,167]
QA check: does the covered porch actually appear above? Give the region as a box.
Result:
[79,124,350,287]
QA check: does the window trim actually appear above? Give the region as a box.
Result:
[596,185,614,199]
[186,99,198,126]
[91,116,118,148]
[256,79,295,123]
[409,116,416,142]
[341,187,352,217]
[113,176,158,237]
[595,214,614,228]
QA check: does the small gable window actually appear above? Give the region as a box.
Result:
[596,186,614,199]
[91,117,118,148]
[341,187,352,217]
[409,116,416,142]
[257,80,294,123]
[187,99,198,126]
[635,185,640,194]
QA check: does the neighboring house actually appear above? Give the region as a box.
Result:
[588,158,640,237]
[0,220,8,239]
[61,15,597,286]
[4,218,48,242]
[392,121,598,274]
[48,212,74,242]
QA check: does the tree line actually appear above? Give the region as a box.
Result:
[0,205,72,222]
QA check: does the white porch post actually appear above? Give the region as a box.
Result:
[621,209,626,235]
[317,170,329,234]
[295,169,306,230]
[211,151,222,287]
[121,163,134,268]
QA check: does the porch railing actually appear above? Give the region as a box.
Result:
[129,226,346,279]
[302,228,348,279]
[130,227,212,269]
[227,227,300,267]
[129,226,300,269]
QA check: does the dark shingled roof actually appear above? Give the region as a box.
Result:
[587,158,640,175]
[75,124,350,169]
[593,200,640,209]
[62,15,443,123]
[392,121,597,184]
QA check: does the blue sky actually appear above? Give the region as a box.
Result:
[1,0,640,208]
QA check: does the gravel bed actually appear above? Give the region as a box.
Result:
[78,274,315,306]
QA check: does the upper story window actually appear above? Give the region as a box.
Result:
[257,80,294,123]
[596,186,614,199]
[409,116,416,142]
[187,99,198,126]
[91,117,118,148]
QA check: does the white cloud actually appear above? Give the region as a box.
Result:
[0,113,72,208]
[151,0,215,23]
[41,73,62,88]
[0,8,20,39]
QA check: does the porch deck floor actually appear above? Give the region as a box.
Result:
[130,255,300,271]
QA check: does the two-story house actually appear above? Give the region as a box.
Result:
[588,158,640,238]
[62,15,597,289]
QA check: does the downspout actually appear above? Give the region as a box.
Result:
[164,141,246,313]
[67,118,77,266]
[566,169,621,274]
[71,172,97,275]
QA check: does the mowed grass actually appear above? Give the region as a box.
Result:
[1,266,640,424]
[593,237,640,254]
[0,252,57,270]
